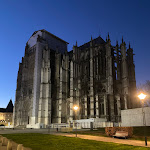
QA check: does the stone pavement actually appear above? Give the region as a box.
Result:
[53,133,150,148]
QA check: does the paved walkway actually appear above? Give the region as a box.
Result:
[53,133,150,148]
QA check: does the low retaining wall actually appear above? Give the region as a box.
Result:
[121,107,150,127]
[0,135,32,150]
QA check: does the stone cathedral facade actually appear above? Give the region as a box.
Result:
[13,29,138,128]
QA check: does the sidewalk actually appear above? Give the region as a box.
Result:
[54,133,150,148]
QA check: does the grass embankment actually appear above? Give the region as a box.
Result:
[71,127,150,141]
[2,133,148,150]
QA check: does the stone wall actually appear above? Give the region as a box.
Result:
[121,107,150,126]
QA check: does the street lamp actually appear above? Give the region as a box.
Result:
[73,105,79,137]
[138,93,147,146]
[138,93,147,100]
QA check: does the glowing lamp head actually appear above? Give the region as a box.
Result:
[73,106,79,111]
[138,93,147,100]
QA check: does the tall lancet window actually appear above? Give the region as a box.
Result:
[99,96,104,116]
[115,62,117,80]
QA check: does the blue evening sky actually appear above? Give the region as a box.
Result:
[0,0,150,108]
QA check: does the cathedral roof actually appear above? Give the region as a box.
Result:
[32,29,69,44]
[79,36,105,50]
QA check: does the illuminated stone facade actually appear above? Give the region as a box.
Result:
[0,100,13,126]
[13,30,139,128]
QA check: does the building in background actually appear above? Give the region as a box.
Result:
[13,30,139,128]
[0,99,13,126]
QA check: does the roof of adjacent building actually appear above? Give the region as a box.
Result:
[0,99,13,113]
[32,29,69,44]
[0,108,6,112]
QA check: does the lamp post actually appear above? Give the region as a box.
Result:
[138,93,147,146]
[73,105,79,137]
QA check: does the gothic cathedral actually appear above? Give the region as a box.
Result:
[13,30,139,128]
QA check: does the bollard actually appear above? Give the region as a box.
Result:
[2,137,8,146]
[17,144,23,150]
[7,140,13,150]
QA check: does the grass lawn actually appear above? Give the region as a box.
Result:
[71,128,107,137]
[2,133,149,150]
[71,127,150,141]
[132,127,150,141]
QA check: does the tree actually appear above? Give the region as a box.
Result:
[137,80,150,106]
